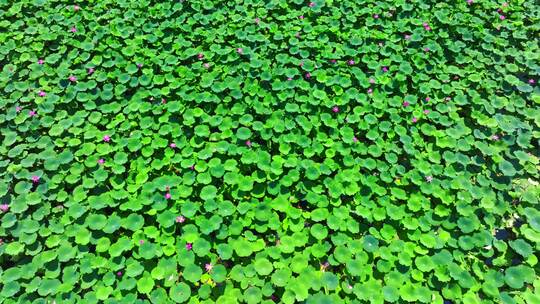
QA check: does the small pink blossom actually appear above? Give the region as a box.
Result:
[103,135,110,142]
[38,91,46,97]
[422,22,428,27]
[352,137,358,143]
[29,110,37,117]
[299,62,304,67]
[367,88,373,94]
[137,63,143,68]
[382,66,388,72]
[88,67,95,74]
[176,216,185,223]
[190,165,195,170]
[70,26,77,33]
[445,96,451,101]
[31,175,40,183]
[139,240,144,245]
[425,97,430,102]
[330,59,337,64]
[467,0,474,4]
[205,263,213,272]
[502,2,508,7]
[203,63,210,69]
[499,15,505,20]
[347,60,355,65]
[16,106,22,112]
[309,2,315,7]
[165,193,171,199]
[299,15,304,19]
[423,110,430,114]
[369,78,375,84]
[0,204,9,212]
[170,143,176,148]
[197,53,204,60]
[405,34,411,40]
[38,59,44,65]
[426,176,433,183]
[529,79,535,84]
[69,75,77,82]
[424,47,430,52]
[287,77,293,81]
[255,17,260,24]
[73,5,80,11]
[236,48,243,54]
[116,271,122,277]
[348,284,353,289]
[295,32,301,38]
[246,140,252,147]
[332,106,339,113]
[412,117,418,123]
[186,243,192,250]
[305,72,311,79]
[98,159,105,165]
[374,14,379,19]
[491,135,500,141]
[403,101,410,107]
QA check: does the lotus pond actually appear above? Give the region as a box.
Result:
[0,1,539,303]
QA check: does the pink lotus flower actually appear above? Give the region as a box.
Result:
[374,14,379,19]
[299,15,304,19]
[347,60,355,65]
[445,96,451,101]
[369,78,375,84]
[205,263,213,272]
[529,79,535,84]
[70,26,77,33]
[197,53,204,60]
[170,143,176,148]
[236,48,243,54]
[382,66,388,72]
[287,77,293,81]
[139,240,144,245]
[116,271,122,277]
[403,101,410,107]
[38,59,44,65]
[165,193,171,199]
[499,15,505,20]
[137,63,143,68]
[88,67,95,74]
[295,32,301,38]
[352,137,358,143]
[69,75,77,82]
[31,175,40,183]
[405,34,411,40]
[332,106,339,113]
[203,63,210,68]
[0,204,9,212]
[424,47,430,52]
[73,5,80,11]
[426,176,433,183]
[467,0,474,4]
[330,59,337,64]
[255,17,260,24]
[190,165,195,170]
[422,22,428,27]
[502,2,508,7]
[425,97,430,102]
[309,2,315,7]
[367,88,373,94]
[305,72,311,79]
[16,106,22,112]
[412,117,418,123]
[103,135,110,142]
[29,110,37,117]
[246,140,252,147]
[176,216,185,223]
[186,243,192,250]
[423,110,430,114]
[38,91,46,97]
[98,159,105,165]
[491,135,500,141]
